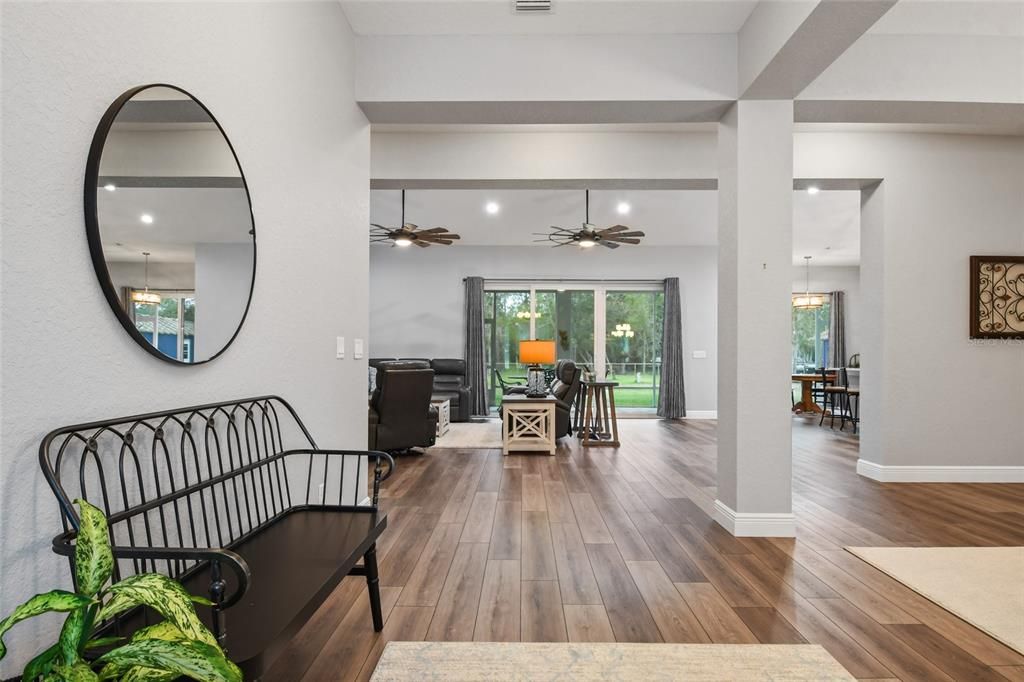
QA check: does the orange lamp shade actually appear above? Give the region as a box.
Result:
[519,339,556,365]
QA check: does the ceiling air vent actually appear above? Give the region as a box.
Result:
[515,0,552,12]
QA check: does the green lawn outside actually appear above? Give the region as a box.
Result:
[491,368,660,409]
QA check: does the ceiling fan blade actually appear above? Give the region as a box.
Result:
[611,231,645,238]
[414,240,430,248]
[404,223,419,231]
[607,238,641,245]
[600,224,630,234]
[421,227,448,234]
[370,223,390,230]
[599,240,620,249]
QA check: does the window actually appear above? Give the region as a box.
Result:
[484,281,663,411]
[791,297,831,373]
[131,290,196,362]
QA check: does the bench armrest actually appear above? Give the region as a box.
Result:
[51,533,252,610]
[278,448,395,506]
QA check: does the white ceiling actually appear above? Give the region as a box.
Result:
[369,188,861,265]
[98,187,253,263]
[341,0,757,35]
[869,0,1024,37]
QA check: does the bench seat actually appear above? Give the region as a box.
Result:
[106,507,387,677]
[40,397,395,681]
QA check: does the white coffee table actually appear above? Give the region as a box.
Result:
[431,398,451,437]
[501,394,556,455]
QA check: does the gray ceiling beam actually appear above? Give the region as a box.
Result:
[741,0,897,100]
[358,100,733,125]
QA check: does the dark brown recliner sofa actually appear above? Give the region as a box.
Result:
[368,360,438,452]
[370,357,472,422]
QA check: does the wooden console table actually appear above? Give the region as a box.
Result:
[580,380,620,447]
[501,394,556,455]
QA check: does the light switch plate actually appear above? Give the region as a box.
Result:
[336,336,345,359]
[692,350,707,359]
[354,338,364,359]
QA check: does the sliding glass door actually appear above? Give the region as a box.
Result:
[605,290,664,409]
[484,281,663,412]
[484,288,595,409]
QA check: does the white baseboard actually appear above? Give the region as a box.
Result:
[684,410,718,419]
[713,500,796,537]
[857,459,1024,483]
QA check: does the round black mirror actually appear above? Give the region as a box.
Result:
[85,84,255,365]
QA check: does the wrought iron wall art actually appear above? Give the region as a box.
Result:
[970,255,1024,339]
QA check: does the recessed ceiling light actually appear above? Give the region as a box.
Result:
[485,201,500,215]
[103,183,116,192]
[616,201,631,215]
[807,186,820,195]
[140,214,154,224]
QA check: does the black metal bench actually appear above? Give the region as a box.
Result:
[38,396,394,679]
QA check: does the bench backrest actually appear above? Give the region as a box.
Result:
[39,395,376,586]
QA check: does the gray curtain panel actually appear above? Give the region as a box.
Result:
[464,276,488,416]
[829,290,847,368]
[657,277,686,419]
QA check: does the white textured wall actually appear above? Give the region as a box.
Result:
[0,2,369,672]
[369,245,719,413]
[795,132,1024,468]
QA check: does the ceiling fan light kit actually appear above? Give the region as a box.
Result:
[370,189,462,248]
[535,189,645,250]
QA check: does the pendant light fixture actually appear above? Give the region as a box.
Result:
[793,255,825,309]
[131,252,162,305]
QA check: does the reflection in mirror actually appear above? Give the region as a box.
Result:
[91,85,255,364]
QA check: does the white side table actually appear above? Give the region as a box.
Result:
[501,395,557,455]
[431,398,451,437]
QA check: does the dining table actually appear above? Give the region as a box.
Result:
[791,372,835,414]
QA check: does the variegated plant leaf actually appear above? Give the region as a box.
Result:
[57,606,90,665]
[131,621,187,642]
[96,639,241,682]
[83,636,124,650]
[96,574,216,646]
[50,660,99,681]
[190,595,214,606]
[120,666,178,682]
[0,590,91,659]
[73,500,114,597]
[21,643,59,681]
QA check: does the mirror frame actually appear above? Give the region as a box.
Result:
[84,83,257,366]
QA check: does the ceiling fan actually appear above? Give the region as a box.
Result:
[370,189,461,248]
[536,189,645,249]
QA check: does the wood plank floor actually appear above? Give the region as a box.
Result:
[267,416,1024,682]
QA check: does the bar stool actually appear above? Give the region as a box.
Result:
[820,367,848,428]
[841,388,860,433]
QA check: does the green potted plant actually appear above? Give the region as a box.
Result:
[0,499,241,681]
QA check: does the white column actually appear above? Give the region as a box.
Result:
[715,100,796,537]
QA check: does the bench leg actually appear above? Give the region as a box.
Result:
[364,544,384,632]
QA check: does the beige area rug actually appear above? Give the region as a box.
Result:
[430,420,502,449]
[371,642,854,681]
[847,546,1024,653]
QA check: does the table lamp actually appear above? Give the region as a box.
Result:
[519,339,556,398]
